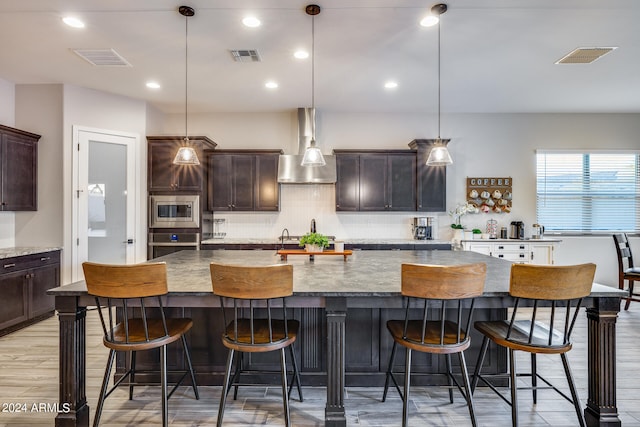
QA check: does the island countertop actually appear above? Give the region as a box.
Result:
[50,249,619,298]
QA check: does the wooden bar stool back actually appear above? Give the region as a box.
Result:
[471,263,596,427]
[613,233,640,310]
[382,262,487,427]
[82,262,199,427]
[209,262,303,427]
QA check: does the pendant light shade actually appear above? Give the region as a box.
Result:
[173,6,200,166]
[426,3,453,167]
[301,4,326,167]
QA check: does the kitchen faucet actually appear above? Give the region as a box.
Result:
[280,228,290,250]
[310,219,316,233]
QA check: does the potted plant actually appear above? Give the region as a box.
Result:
[472,228,482,239]
[299,232,330,253]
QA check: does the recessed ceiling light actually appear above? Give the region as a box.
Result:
[146,81,161,89]
[420,15,439,27]
[384,81,398,89]
[294,50,309,59]
[242,16,261,28]
[63,16,85,28]
[265,81,278,89]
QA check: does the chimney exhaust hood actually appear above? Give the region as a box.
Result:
[277,108,336,184]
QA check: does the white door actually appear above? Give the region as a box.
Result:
[72,126,138,281]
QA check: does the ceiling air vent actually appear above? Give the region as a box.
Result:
[229,49,261,62]
[72,48,132,66]
[555,47,617,64]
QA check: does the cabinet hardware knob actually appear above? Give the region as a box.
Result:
[4,263,16,268]
[40,257,51,261]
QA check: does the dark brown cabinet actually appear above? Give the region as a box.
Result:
[409,139,447,212]
[0,124,40,211]
[335,150,416,211]
[0,250,60,335]
[147,136,216,193]
[207,150,282,212]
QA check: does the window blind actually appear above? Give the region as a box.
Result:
[536,150,640,233]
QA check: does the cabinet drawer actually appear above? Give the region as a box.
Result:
[1,251,60,273]
[495,251,530,263]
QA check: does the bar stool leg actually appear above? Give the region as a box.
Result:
[561,353,586,427]
[280,348,291,427]
[217,349,235,427]
[458,351,477,427]
[446,354,454,403]
[509,349,518,427]
[531,353,537,404]
[93,349,116,427]
[129,351,136,400]
[161,345,168,427]
[181,335,199,399]
[288,345,303,402]
[382,341,398,402]
[471,336,490,394]
[403,348,412,427]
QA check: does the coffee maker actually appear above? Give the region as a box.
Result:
[509,221,525,239]
[412,217,433,240]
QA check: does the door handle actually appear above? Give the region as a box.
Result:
[123,239,134,244]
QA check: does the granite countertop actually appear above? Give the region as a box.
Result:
[201,237,451,246]
[461,238,562,243]
[50,249,622,299]
[0,246,62,260]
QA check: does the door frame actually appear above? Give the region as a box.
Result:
[71,125,141,282]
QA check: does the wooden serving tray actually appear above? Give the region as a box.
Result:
[277,249,353,261]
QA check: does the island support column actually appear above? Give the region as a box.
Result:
[55,296,89,427]
[585,296,621,427]
[325,297,347,426]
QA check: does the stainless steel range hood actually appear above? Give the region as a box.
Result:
[277,108,336,184]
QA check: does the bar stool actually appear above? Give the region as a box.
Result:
[82,262,199,427]
[382,262,487,427]
[471,263,596,427]
[613,233,640,310]
[209,262,303,427]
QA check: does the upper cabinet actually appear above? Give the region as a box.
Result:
[207,150,282,212]
[335,150,416,212]
[147,136,216,193]
[0,124,40,211]
[409,139,447,212]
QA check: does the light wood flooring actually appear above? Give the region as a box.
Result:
[1,307,640,426]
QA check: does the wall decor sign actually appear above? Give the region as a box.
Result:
[466,177,512,213]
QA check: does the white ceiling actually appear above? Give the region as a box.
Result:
[1,0,639,114]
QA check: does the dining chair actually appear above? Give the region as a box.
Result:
[381,262,487,427]
[471,262,596,427]
[82,261,199,427]
[209,262,303,427]
[613,233,640,310]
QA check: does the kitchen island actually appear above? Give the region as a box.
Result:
[49,250,624,427]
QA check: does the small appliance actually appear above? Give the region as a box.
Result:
[532,223,545,239]
[509,221,525,240]
[412,217,434,240]
[149,194,200,229]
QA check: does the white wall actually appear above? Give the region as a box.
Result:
[0,77,15,247]
[14,84,64,250]
[151,110,640,287]
[61,85,148,284]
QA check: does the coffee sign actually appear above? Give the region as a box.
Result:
[466,177,512,214]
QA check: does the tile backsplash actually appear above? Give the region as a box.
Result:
[205,184,447,241]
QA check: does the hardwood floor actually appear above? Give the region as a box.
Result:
[1,307,640,426]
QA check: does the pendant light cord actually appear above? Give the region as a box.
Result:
[311,14,316,142]
[184,12,189,142]
[437,17,441,140]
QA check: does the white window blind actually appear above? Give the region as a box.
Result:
[536,150,640,233]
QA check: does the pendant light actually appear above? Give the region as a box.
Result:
[426,3,453,166]
[301,4,326,167]
[173,6,200,165]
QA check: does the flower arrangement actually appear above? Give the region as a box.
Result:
[449,202,478,229]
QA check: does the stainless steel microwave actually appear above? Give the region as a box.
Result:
[149,195,200,228]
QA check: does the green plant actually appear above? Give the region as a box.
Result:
[472,228,482,234]
[451,224,464,229]
[298,232,329,248]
